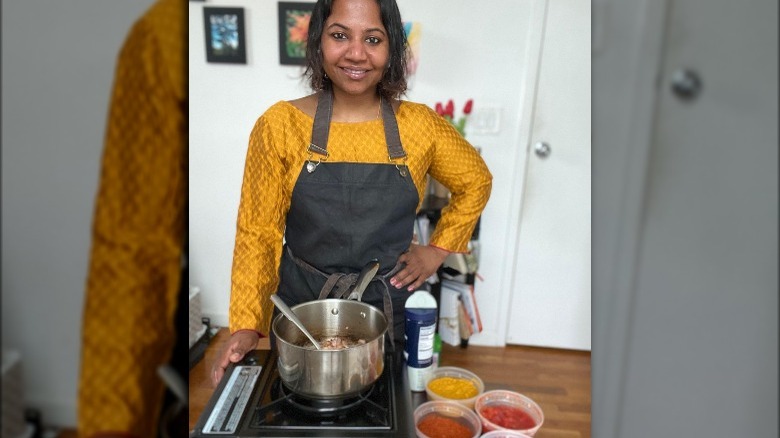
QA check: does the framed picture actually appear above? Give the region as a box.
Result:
[403,22,422,78]
[203,7,246,64]
[278,2,315,66]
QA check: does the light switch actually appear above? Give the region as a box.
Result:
[469,106,501,135]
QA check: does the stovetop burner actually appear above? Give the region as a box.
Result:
[192,348,416,437]
[271,377,376,416]
[250,355,393,430]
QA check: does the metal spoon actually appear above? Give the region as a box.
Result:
[270,294,322,350]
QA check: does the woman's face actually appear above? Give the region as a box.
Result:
[321,0,389,98]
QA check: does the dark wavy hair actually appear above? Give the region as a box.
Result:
[303,0,409,100]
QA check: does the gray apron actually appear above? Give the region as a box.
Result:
[275,86,419,350]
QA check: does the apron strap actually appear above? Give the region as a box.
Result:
[318,273,345,300]
[285,245,399,346]
[308,86,407,160]
[309,88,333,157]
[380,96,406,160]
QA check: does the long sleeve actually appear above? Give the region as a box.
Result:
[78,0,186,436]
[412,107,493,253]
[229,114,294,337]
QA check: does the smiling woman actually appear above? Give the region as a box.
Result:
[318,0,390,97]
[303,0,407,104]
[209,0,492,387]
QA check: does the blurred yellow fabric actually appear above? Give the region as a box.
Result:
[230,101,492,337]
[78,0,186,436]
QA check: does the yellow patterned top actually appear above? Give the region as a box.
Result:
[78,0,185,437]
[230,100,492,336]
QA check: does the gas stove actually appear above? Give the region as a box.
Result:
[192,349,417,437]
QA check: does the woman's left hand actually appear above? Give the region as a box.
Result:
[391,244,450,291]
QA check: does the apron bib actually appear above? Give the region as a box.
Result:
[275,87,419,349]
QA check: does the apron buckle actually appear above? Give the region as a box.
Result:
[389,155,409,177]
[306,148,329,173]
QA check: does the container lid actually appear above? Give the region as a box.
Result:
[405,290,437,309]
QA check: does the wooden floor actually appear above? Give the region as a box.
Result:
[440,341,591,438]
[63,328,591,437]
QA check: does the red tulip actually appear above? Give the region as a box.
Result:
[445,99,454,118]
[463,99,473,115]
[435,102,444,115]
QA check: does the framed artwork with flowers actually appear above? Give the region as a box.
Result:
[203,7,246,64]
[278,2,314,65]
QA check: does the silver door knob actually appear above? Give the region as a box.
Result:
[534,141,551,158]
[671,69,702,100]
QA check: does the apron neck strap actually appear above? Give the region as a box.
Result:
[309,86,407,160]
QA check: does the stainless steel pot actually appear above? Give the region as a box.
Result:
[272,298,388,399]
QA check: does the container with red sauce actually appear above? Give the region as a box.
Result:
[413,400,480,438]
[474,390,544,436]
[480,431,533,438]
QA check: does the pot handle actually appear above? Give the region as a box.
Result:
[347,260,380,302]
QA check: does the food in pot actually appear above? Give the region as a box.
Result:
[273,299,387,398]
[299,335,366,350]
[417,414,473,438]
[319,336,366,350]
[479,404,536,430]
[427,376,479,399]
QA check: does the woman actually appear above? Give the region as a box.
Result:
[212,0,492,385]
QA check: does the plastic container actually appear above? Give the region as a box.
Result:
[479,430,533,438]
[425,366,484,409]
[414,401,481,438]
[474,390,544,437]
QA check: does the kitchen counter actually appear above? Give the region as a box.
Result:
[190,328,591,437]
[189,328,270,432]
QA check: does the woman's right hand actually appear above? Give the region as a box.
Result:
[211,330,260,387]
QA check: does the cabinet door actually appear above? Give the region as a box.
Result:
[507,0,591,349]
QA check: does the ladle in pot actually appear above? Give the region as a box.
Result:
[270,294,322,350]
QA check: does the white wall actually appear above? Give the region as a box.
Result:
[189,0,534,347]
[1,0,157,428]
